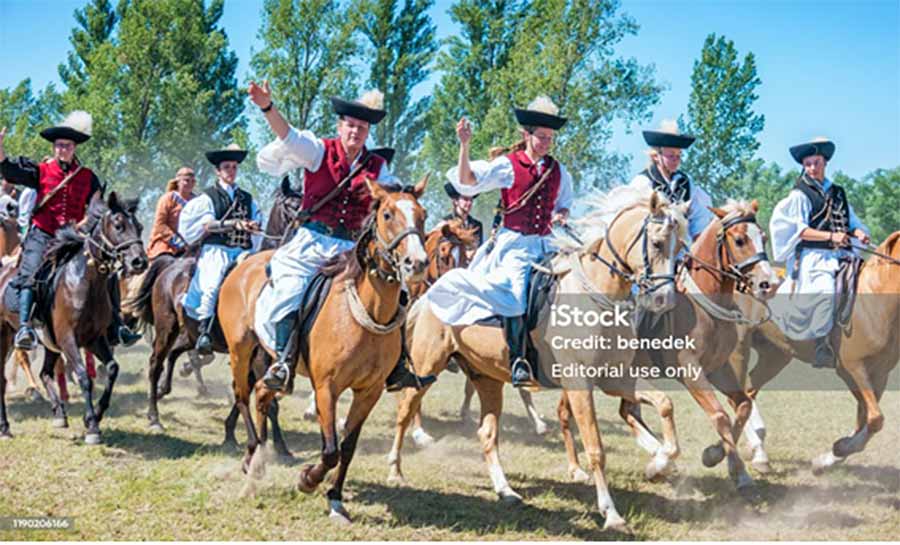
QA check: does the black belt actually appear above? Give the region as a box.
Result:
[304,221,354,241]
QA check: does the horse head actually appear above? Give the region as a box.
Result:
[91,191,149,276]
[364,175,429,284]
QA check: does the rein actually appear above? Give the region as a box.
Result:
[84,211,143,274]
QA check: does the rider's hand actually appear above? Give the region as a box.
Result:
[456,117,472,146]
[831,232,851,247]
[248,80,273,109]
[852,228,870,245]
[242,220,261,232]
[551,212,568,226]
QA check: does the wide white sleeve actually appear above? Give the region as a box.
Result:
[770,189,811,263]
[250,200,265,251]
[376,161,401,187]
[17,188,36,231]
[445,156,514,197]
[687,183,716,241]
[178,194,216,244]
[257,127,325,177]
[554,163,574,212]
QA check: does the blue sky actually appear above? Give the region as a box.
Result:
[1,0,897,180]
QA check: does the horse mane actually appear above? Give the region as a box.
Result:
[718,199,756,223]
[123,253,177,327]
[43,226,86,267]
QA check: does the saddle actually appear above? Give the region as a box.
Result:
[835,255,862,334]
[295,271,334,368]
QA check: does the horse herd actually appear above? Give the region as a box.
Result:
[0,180,897,529]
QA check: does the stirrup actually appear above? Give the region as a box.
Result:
[510,357,536,388]
[263,361,291,392]
[14,326,36,350]
[195,334,213,355]
[385,364,436,393]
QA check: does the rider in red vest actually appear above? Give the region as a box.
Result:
[0,112,141,349]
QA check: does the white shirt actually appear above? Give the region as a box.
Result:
[178,180,263,245]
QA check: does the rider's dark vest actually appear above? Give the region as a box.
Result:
[31,160,95,235]
[203,184,254,249]
[502,151,561,236]
[794,175,851,250]
[302,138,386,234]
[642,165,691,204]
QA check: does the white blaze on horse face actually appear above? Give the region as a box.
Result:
[746,222,777,285]
[396,200,427,263]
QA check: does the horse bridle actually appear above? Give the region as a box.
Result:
[590,210,680,295]
[85,210,144,274]
[359,200,425,283]
[687,214,770,293]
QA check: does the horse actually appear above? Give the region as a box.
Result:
[389,188,690,530]
[714,231,900,475]
[217,176,428,523]
[0,193,20,257]
[0,191,148,443]
[559,200,779,489]
[123,178,304,457]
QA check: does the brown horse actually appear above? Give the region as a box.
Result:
[714,231,900,475]
[0,192,148,442]
[123,179,304,456]
[559,200,779,489]
[218,177,428,523]
[390,189,689,530]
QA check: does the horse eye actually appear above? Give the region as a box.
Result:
[735,237,745,247]
[382,211,392,221]
[653,240,663,250]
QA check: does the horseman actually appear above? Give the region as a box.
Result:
[178,144,262,354]
[440,182,483,262]
[425,96,574,388]
[769,138,870,369]
[148,166,197,260]
[0,112,140,349]
[626,120,714,241]
[247,80,434,393]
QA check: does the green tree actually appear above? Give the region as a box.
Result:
[860,167,900,243]
[249,0,364,142]
[361,0,437,181]
[0,80,63,161]
[680,33,764,203]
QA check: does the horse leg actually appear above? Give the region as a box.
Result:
[517,388,548,435]
[298,382,340,493]
[268,397,292,459]
[0,327,12,438]
[148,326,178,431]
[223,402,240,449]
[470,376,520,503]
[387,381,433,484]
[89,337,119,423]
[409,396,435,448]
[703,365,758,472]
[17,349,44,402]
[193,360,209,398]
[680,366,752,489]
[459,377,475,423]
[325,385,383,525]
[564,387,627,531]
[229,342,260,474]
[303,390,317,421]
[39,351,67,427]
[59,335,100,444]
[617,386,681,482]
[558,391,590,482]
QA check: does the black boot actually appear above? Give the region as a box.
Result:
[504,315,534,388]
[385,324,436,392]
[107,276,141,347]
[195,317,214,355]
[14,287,36,350]
[263,312,297,392]
[813,336,836,369]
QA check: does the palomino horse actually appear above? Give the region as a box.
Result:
[390,189,690,530]
[560,200,779,489]
[0,192,148,442]
[218,177,428,523]
[714,231,900,475]
[122,180,304,456]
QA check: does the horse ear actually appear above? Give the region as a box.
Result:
[750,199,759,213]
[440,222,453,239]
[707,206,728,219]
[366,177,389,202]
[649,191,661,214]
[412,173,429,198]
[281,176,291,195]
[106,191,120,211]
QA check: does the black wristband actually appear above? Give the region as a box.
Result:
[261,101,274,113]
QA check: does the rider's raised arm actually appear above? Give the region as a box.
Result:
[0,155,40,190]
[445,155,514,199]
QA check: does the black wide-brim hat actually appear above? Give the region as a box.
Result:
[40,126,90,144]
[513,108,567,130]
[642,130,695,149]
[444,182,477,200]
[331,97,386,124]
[205,145,248,167]
[789,139,835,164]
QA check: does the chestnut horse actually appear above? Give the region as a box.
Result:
[0,192,148,442]
[390,189,689,530]
[717,231,900,475]
[218,177,428,523]
[559,200,779,489]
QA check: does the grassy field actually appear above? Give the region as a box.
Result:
[1,343,897,541]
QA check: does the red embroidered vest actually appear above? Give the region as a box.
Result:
[32,160,95,235]
[501,151,561,236]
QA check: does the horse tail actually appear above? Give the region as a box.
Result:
[125,254,175,327]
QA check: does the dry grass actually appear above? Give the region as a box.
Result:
[0,344,897,540]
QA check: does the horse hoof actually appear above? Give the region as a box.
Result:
[533,420,549,436]
[751,460,771,474]
[701,444,725,468]
[222,439,240,451]
[569,467,591,483]
[411,428,435,448]
[0,429,12,440]
[297,464,318,494]
[387,471,407,487]
[602,512,629,533]
[52,417,68,429]
[328,501,352,525]
[84,432,102,445]
[498,487,522,505]
[196,386,210,398]
[25,388,44,403]
[149,422,165,433]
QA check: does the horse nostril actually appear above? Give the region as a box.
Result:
[759,281,770,291]
[654,294,666,307]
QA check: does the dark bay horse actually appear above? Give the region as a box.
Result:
[0,192,147,443]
